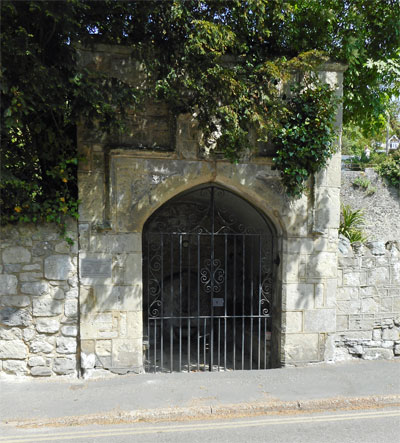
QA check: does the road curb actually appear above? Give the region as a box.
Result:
[7,394,400,428]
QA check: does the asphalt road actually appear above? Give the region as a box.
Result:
[1,408,399,443]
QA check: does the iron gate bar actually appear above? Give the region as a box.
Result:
[224,233,227,371]
[170,235,173,372]
[197,234,200,371]
[233,235,237,370]
[143,185,274,373]
[160,234,164,371]
[242,235,245,370]
[179,235,182,372]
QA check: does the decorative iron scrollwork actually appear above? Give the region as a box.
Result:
[200,258,225,293]
[260,272,273,315]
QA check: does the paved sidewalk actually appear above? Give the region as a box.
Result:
[1,359,399,427]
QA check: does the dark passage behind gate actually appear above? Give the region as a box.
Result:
[143,185,275,372]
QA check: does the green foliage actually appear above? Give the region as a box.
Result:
[272,78,339,197]
[339,205,367,244]
[0,1,139,234]
[375,150,400,188]
[352,175,377,195]
[1,0,399,228]
[353,176,371,189]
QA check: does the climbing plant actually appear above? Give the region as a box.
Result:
[272,78,340,197]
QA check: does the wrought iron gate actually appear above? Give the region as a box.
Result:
[143,186,275,372]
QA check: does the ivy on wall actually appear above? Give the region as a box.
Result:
[272,78,339,197]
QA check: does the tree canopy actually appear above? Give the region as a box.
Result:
[1,1,399,228]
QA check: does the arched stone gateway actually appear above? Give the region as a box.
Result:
[77,46,345,376]
[142,185,278,372]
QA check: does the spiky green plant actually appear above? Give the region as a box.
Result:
[339,205,367,243]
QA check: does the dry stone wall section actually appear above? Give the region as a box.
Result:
[0,222,78,376]
[329,237,400,361]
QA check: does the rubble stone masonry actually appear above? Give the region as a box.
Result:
[0,222,78,376]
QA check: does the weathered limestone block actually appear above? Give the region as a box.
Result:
[281,253,302,283]
[53,288,65,300]
[31,366,52,376]
[337,287,359,301]
[19,272,43,282]
[67,275,79,288]
[53,356,76,375]
[92,285,142,311]
[361,298,380,314]
[78,172,105,222]
[89,233,141,254]
[336,315,349,331]
[342,271,363,287]
[283,283,314,310]
[124,253,142,285]
[112,338,142,368]
[304,309,336,332]
[44,255,74,280]
[336,300,361,315]
[0,340,28,359]
[2,246,31,263]
[3,360,28,375]
[21,282,50,296]
[32,241,53,256]
[307,252,337,278]
[367,267,390,286]
[65,299,78,318]
[315,154,341,188]
[285,238,314,254]
[30,336,55,354]
[1,295,31,307]
[366,241,386,256]
[285,333,319,362]
[0,274,18,295]
[382,328,400,341]
[362,348,393,360]
[55,241,71,253]
[338,234,351,256]
[4,264,22,273]
[56,337,77,354]
[35,318,60,334]
[283,311,303,333]
[61,325,78,337]
[81,312,117,339]
[0,307,32,326]
[28,356,46,367]
[314,187,341,230]
[32,297,63,317]
[22,264,41,271]
[95,340,112,356]
[126,311,142,338]
[23,327,36,342]
[0,327,23,340]
[81,352,96,369]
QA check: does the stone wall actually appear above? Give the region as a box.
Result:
[76,44,346,373]
[0,222,78,376]
[341,168,400,243]
[328,237,400,361]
